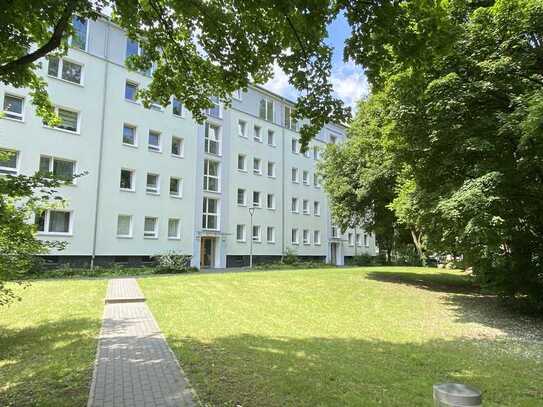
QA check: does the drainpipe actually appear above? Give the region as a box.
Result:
[90,20,111,269]
[281,126,286,259]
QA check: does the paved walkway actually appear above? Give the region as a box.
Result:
[88,278,196,407]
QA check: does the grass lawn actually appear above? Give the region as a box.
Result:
[140,267,543,406]
[0,279,107,407]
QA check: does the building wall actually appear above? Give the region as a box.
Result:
[0,16,377,267]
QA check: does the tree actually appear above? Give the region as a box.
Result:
[0,0,349,144]
[334,0,543,310]
[0,151,68,305]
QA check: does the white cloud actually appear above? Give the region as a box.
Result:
[262,63,298,101]
[331,60,369,113]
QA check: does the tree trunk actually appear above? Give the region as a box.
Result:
[410,229,424,260]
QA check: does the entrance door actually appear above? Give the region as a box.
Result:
[330,243,338,265]
[200,237,215,268]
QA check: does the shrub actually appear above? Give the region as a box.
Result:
[153,252,194,273]
[282,248,298,265]
[349,254,374,266]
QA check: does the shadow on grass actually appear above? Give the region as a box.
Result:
[366,270,477,294]
[168,334,542,407]
[0,318,101,407]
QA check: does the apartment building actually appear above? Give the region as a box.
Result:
[0,16,377,269]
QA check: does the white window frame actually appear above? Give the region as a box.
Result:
[47,57,84,85]
[122,123,137,147]
[267,130,275,146]
[253,125,262,142]
[291,138,298,154]
[291,228,299,245]
[204,122,221,155]
[302,199,310,215]
[124,80,138,102]
[253,191,261,208]
[167,218,181,240]
[146,173,160,194]
[348,233,354,246]
[143,216,159,239]
[47,106,80,134]
[0,149,19,175]
[36,209,73,236]
[39,155,76,184]
[267,193,276,210]
[314,201,321,216]
[202,197,219,230]
[356,233,362,247]
[203,159,220,192]
[252,225,261,242]
[237,154,247,172]
[302,170,309,185]
[253,158,262,175]
[284,105,297,130]
[169,176,182,198]
[267,161,276,178]
[303,229,310,245]
[172,98,183,117]
[2,94,24,121]
[148,130,161,152]
[70,17,89,51]
[266,226,275,243]
[364,233,369,247]
[116,214,133,238]
[120,168,135,192]
[238,120,247,138]
[314,230,321,245]
[291,167,299,183]
[236,224,246,242]
[237,188,247,206]
[314,173,321,188]
[291,197,299,213]
[171,136,184,157]
[259,98,274,122]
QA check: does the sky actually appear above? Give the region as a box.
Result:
[263,13,369,112]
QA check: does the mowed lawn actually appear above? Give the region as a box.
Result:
[140,267,543,407]
[0,280,107,407]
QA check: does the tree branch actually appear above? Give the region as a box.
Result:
[0,3,75,77]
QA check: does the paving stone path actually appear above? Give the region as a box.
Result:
[88,278,196,407]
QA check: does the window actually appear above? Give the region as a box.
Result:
[348,233,354,246]
[126,38,140,58]
[253,191,261,207]
[122,124,136,146]
[202,197,219,230]
[2,94,23,121]
[204,122,220,155]
[149,100,163,112]
[206,96,221,118]
[125,81,138,101]
[148,130,161,152]
[313,173,321,187]
[314,201,321,216]
[291,167,299,183]
[291,197,299,213]
[172,98,183,116]
[168,218,181,239]
[330,134,337,144]
[236,224,246,241]
[252,225,261,242]
[332,226,339,238]
[117,215,132,238]
[259,98,274,122]
[303,229,310,245]
[233,89,243,100]
[237,154,247,171]
[36,210,72,234]
[364,233,369,247]
[169,177,182,197]
[39,156,75,183]
[203,159,220,192]
[314,230,321,245]
[267,130,275,146]
[302,171,309,185]
[146,173,160,194]
[284,105,297,130]
[313,146,320,160]
[51,107,79,133]
[238,120,247,138]
[291,138,298,154]
[171,136,184,156]
[302,199,309,215]
[253,158,262,175]
[120,169,134,191]
[48,57,83,84]
[0,149,18,175]
[266,226,275,243]
[267,193,275,209]
[71,17,87,50]
[356,233,362,246]
[144,217,158,238]
[291,228,299,245]
[267,161,276,177]
[237,188,246,206]
[253,125,262,142]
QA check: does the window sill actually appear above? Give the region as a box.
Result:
[48,75,84,88]
[237,203,247,207]
[238,169,248,173]
[1,116,24,123]
[117,235,133,239]
[254,139,263,143]
[267,241,276,244]
[38,232,73,237]
[291,242,299,246]
[168,237,181,240]
[170,194,183,199]
[267,175,276,179]
[252,240,262,244]
[125,98,140,105]
[148,148,162,154]
[253,172,262,176]
[120,188,136,193]
[144,236,159,240]
[172,113,184,119]
[43,125,80,136]
[203,189,221,195]
[122,143,138,148]
[267,207,276,211]
[268,144,277,148]
[146,191,160,196]
[236,240,246,243]
[171,154,184,159]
